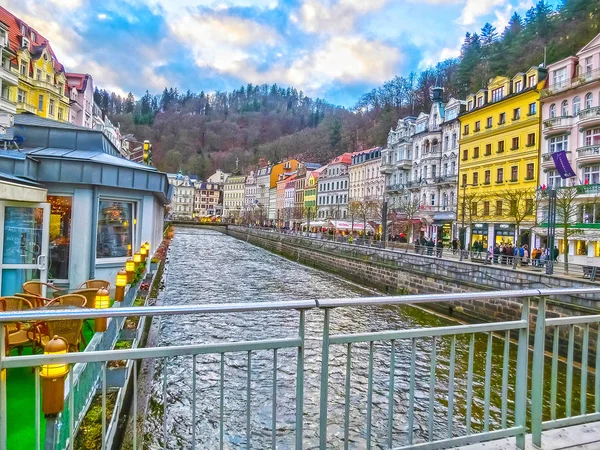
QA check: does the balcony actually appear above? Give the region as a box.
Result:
[542,116,572,135]
[541,68,600,98]
[0,94,15,115]
[16,102,36,114]
[578,107,600,128]
[541,151,571,169]
[32,78,60,95]
[576,145,600,164]
[0,64,17,86]
[380,163,395,175]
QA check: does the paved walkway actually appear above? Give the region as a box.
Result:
[458,423,600,449]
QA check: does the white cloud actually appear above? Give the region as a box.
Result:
[97,13,108,20]
[457,0,506,26]
[294,0,387,35]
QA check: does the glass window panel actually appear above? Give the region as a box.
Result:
[2,268,40,296]
[3,206,43,264]
[48,196,72,280]
[96,200,134,258]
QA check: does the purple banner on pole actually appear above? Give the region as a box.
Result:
[551,151,576,179]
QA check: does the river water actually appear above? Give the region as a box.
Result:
[143,228,587,449]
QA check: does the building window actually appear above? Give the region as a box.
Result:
[467,100,473,111]
[38,94,43,111]
[36,69,41,80]
[452,133,457,148]
[486,117,493,129]
[17,89,25,103]
[527,133,536,147]
[484,170,490,184]
[574,96,581,115]
[512,137,519,150]
[46,74,51,83]
[499,113,506,125]
[547,170,564,188]
[513,108,520,120]
[471,202,478,216]
[515,80,522,92]
[549,104,556,118]
[475,121,481,132]
[473,147,479,158]
[48,99,54,116]
[462,149,468,161]
[585,57,593,75]
[549,135,568,153]
[585,92,593,110]
[483,201,490,216]
[526,163,535,180]
[528,75,536,87]
[97,200,134,258]
[511,166,518,182]
[48,196,72,280]
[462,174,467,187]
[20,60,27,76]
[526,103,536,116]
[584,128,600,146]
[583,165,600,184]
[485,144,492,156]
[492,87,504,102]
[477,96,483,107]
[497,141,505,153]
[553,68,566,87]
[497,168,504,183]
[472,172,478,185]
[526,199,534,215]
[464,124,469,135]
[496,200,503,215]
[561,100,569,117]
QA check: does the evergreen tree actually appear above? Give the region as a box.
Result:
[124,92,135,113]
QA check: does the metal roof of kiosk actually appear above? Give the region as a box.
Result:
[0,115,169,203]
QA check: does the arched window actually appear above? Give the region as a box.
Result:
[573,96,581,115]
[585,92,593,109]
[549,104,556,118]
[561,100,569,117]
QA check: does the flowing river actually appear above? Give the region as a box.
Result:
[142,228,587,449]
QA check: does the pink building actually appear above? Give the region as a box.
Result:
[539,33,600,263]
[66,73,94,128]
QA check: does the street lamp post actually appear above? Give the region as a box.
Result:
[546,188,557,275]
[460,182,468,261]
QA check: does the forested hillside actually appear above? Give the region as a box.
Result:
[96,0,598,179]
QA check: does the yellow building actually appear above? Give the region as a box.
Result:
[458,67,547,249]
[303,166,325,217]
[1,7,70,121]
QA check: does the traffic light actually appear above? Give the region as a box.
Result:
[143,140,152,165]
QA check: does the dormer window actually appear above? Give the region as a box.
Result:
[31,31,36,43]
[528,75,536,87]
[20,24,26,35]
[491,87,504,102]
[477,96,483,107]
[22,36,30,49]
[515,80,522,92]
[467,100,473,111]
[0,29,6,47]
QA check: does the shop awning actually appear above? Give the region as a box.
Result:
[532,227,600,241]
[329,220,375,232]
[301,221,328,228]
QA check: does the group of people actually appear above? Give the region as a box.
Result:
[414,237,445,257]
[490,243,559,266]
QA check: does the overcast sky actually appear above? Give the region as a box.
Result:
[3,0,560,107]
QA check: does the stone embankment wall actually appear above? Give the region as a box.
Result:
[225,227,600,327]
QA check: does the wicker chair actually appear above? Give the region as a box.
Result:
[28,319,84,353]
[48,294,87,308]
[14,292,51,308]
[0,296,33,355]
[78,280,110,290]
[22,281,62,298]
[73,288,101,309]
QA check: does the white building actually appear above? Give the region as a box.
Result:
[317,152,352,219]
[167,173,195,220]
[255,165,271,224]
[243,170,257,222]
[223,174,246,220]
[409,87,463,241]
[381,117,416,206]
[207,169,230,184]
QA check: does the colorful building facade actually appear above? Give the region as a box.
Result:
[459,67,547,248]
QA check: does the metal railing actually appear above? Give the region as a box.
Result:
[2,288,600,450]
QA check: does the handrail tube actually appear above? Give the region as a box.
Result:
[328,320,527,345]
[0,337,302,369]
[2,288,599,323]
[545,314,600,326]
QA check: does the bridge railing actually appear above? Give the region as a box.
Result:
[1,289,600,450]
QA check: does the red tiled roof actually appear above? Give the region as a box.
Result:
[329,152,353,165]
[66,73,91,92]
[0,6,65,73]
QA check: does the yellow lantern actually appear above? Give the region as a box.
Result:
[133,252,142,267]
[144,242,151,253]
[40,336,69,416]
[125,259,135,284]
[94,288,110,332]
[140,245,148,262]
[115,269,127,302]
